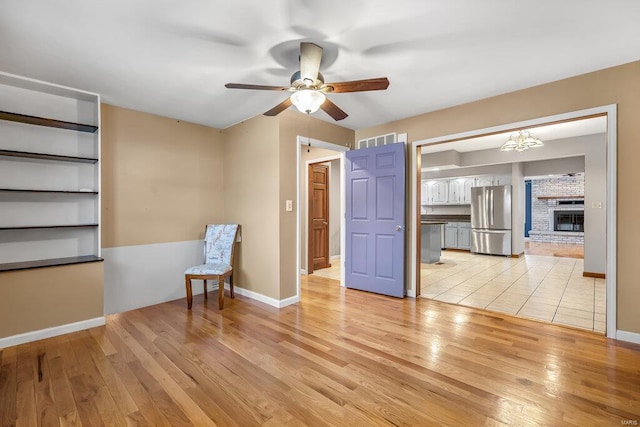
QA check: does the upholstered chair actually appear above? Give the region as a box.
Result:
[184,224,240,309]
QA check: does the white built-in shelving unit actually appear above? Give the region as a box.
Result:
[0,72,101,272]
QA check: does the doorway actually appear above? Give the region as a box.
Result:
[296,137,348,298]
[411,105,617,338]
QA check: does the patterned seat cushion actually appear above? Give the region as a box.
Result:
[185,263,232,276]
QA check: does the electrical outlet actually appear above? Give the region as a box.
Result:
[286,200,293,211]
[592,201,603,209]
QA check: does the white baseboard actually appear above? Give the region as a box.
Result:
[232,286,300,308]
[278,294,301,308]
[616,330,640,344]
[330,255,341,262]
[0,317,105,349]
[406,289,416,298]
[300,269,308,275]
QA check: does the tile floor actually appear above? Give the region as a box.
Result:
[308,250,606,334]
[421,250,606,333]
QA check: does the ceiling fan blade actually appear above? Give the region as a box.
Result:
[225,83,290,91]
[323,77,389,93]
[320,98,348,121]
[299,42,323,85]
[264,97,293,116]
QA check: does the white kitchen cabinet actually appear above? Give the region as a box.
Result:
[493,174,511,185]
[445,221,471,250]
[473,175,511,187]
[457,222,471,250]
[449,177,474,204]
[447,179,462,204]
[444,222,458,248]
[462,179,474,203]
[474,176,494,187]
[423,174,509,205]
[427,180,448,204]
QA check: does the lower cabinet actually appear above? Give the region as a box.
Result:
[445,222,471,250]
[457,222,471,250]
[445,223,458,248]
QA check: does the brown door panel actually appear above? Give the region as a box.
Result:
[308,163,330,272]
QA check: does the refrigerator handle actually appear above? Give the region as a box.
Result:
[488,189,494,226]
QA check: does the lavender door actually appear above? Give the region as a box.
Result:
[345,142,405,297]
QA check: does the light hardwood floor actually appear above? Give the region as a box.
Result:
[1,276,639,426]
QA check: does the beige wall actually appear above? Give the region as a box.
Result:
[101,104,225,248]
[356,60,640,334]
[0,262,103,338]
[222,115,281,299]
[278,110,354,299]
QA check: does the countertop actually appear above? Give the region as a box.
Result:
[421,214,471,222]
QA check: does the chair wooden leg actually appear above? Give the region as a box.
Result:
[218,276,224,309]
[203,279,208,300]
[229,274,235,299]
[185,276,193,309]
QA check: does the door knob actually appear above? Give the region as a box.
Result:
[323,221,328,225]
[396,225,404,231]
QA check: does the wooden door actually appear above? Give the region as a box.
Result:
[345,142,406,298]
[308,163,330,273]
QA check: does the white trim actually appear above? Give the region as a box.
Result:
[232,286,300,308]
[300,268,308,275]
[0,317,105,349]
[406,289,417,298]
[616,330,640,345]
[411,105,618,339]
[330,255,341,262]
[296,136,348,305]
[605,105,617,340]
[305,154,341,279]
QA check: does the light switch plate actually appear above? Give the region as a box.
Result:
[286,200,293,211]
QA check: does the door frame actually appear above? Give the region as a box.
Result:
[411,104,617,339]
[297,136,348,297]
[306,161,332,274]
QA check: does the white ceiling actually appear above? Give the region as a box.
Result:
[1,1,639,130]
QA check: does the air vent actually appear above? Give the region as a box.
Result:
[357,132,396,149]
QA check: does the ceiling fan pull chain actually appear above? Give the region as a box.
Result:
[307,112,311,152]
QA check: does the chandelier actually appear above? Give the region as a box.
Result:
[500,130,544,152]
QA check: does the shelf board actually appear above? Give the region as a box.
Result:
[537,195,584,200]
[0,224,98,230]
[0,188,98,194]
[0,110,98,133]
[0,255,103,272]
[0,149,98,164]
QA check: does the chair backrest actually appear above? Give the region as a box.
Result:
[204,224,239,265]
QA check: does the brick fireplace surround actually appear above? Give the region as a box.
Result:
[528,175,585,245]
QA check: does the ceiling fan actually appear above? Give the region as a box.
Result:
[225,42,389,121]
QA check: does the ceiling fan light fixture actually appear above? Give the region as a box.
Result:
[290,89,325,114]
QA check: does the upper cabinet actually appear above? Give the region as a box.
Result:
[428,180,448,204]
[447,177,475,204]
[422,174,511,205]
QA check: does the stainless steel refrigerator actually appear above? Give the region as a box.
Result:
[470,185,512,256]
